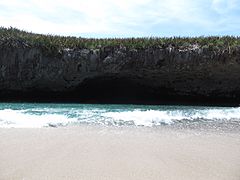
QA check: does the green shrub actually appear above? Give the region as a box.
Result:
[0,27,239,54]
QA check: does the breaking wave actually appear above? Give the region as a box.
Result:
[0,103,240,128]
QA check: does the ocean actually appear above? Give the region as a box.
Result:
[0,103,239,130]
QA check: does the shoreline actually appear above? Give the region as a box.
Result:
[0,126,240,180]
[0,97,239,107]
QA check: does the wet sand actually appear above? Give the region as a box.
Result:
[0,126,240,180]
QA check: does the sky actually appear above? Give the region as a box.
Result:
[0,0,239,37]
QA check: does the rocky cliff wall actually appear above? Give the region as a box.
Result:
[1,41,240,105]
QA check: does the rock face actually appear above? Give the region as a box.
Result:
[1,41,240,105]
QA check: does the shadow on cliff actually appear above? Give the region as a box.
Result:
[1,75,239,106]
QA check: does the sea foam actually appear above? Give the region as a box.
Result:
[0,104,240,128]
[0,109,77,128]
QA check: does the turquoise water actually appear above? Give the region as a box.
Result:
[0,103,240,129]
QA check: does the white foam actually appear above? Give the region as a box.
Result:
[103,108,240,127]
[0,109,77,128]
[0,106,240,128]
[103,110,181,126]
[192,108,240,120]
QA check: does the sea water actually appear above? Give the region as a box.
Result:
[0,103,240,130]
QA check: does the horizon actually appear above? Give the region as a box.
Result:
[0,0,240,38]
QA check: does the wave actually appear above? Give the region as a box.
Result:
[103,108,240,126]
[0,106,240,128]
[0,109,77,128]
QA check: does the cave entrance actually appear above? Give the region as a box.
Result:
[75,75,153,103]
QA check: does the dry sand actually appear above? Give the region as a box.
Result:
[0,126,240,180]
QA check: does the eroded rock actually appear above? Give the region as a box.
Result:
[0,43,240,105]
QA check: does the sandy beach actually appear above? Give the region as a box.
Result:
[0,126,240,180]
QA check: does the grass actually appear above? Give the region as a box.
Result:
[0,27,240,55]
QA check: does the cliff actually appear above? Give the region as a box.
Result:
[1,28,240,105]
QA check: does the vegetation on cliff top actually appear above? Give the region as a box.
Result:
[0,27,240,52]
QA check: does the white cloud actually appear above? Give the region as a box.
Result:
[211,0,238,13]
[0,0,153,36]
[0,0,239,37]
